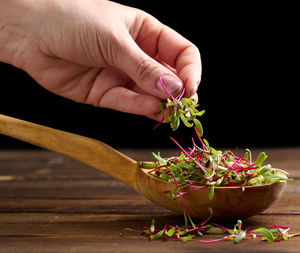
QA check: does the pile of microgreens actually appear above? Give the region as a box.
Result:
[132,78,297,244]
[139,126,290,201]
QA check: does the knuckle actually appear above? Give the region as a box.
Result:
[135,58,158,82]
[101,31,126,66]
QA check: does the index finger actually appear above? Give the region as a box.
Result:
[158,27,202,97]
[135,14,202,97]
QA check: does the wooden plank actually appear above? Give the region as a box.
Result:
[0,213,299,253]
[0,198,170,215]
[0,150,104,179]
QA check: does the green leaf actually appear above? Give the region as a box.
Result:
[245,148,252,162]
[209,185,215,200]
[187,107,204,117]
[179,113,194,128]
[233,231,246,244]
[177,162,193,170]
[255,152,268,168]
[270,173,288,180]
[258,166,270,175]
[181,234,194,242]
[166,227,176,237]
[143,229,151,235]
[160,171,169,181]
[193,118,203,137]
[170,114,180,131]
[150,230,164,240]
[205,226,226,234]
[203,139,210,149]
[181,98,194,105]
[169,164,181,173]
[243,151,249,160]
[177,230,188,236]
[282,235,290,241]
[137,162,156,169]
[263,173,289,184]
[216,177,224,186]
[233,220,242,234]
[158,102,165,114]
[177,152,186,161]
[150,219,155,233]
[195,109,205,117]
[253,228,274,243]
[248,175,264,185]
[151,152,167,163]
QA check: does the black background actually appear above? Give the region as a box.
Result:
[0,1,298,150]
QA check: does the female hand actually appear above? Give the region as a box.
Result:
[0,0,201,120]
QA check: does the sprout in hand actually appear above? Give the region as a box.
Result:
[154,77,205,135]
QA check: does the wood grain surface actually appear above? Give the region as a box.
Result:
[0,148,299,252]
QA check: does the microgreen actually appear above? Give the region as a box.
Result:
[139,127,290,197]
[153,77,205,134]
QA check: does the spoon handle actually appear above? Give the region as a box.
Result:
[0,114,138,190]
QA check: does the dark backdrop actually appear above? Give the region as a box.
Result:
[0,1,298,149]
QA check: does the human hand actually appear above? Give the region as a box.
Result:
[0,0,201,120]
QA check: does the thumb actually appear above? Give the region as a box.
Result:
[112,36,183,99]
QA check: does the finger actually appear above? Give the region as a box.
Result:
[134,15,202,98]
[110,32,183,100]
[99,86,162,116]
[82,67,161,115]
[147,106,172,122]
[158,30,202,98]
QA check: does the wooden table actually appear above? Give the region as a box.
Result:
[0,148,299,252]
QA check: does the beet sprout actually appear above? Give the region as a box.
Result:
[154,77,205,132]
[169,136,208,175]
[159,77,177,102]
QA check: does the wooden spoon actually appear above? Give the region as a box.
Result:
[0,114,286,221]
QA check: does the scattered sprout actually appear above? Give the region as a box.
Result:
[121,217,300,244]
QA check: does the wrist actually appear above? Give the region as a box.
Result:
[0,0,49,66]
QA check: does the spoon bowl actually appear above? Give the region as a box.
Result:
[0,114,286,221]
[137,168,286,220]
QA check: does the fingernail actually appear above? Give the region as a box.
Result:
[157,75,183,96]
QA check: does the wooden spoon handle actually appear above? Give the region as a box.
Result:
[0,114,138,190]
